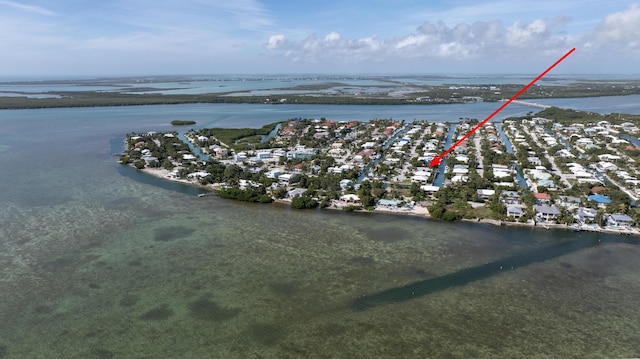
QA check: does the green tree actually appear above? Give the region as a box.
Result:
[291,196,318,209]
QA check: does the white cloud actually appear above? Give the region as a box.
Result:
[505,20,548,47]
[265,34,285,50]
[264,18,575,67]
[0,0,56,16]
[592,3,640,50]
[324,31,341,42]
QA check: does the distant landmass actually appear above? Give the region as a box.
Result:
[171,120,196,126]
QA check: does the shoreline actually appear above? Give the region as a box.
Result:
[4,91,640,110]
[135,165,639,237]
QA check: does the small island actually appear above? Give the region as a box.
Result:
[171,120,196,126]
[120,107,640,235]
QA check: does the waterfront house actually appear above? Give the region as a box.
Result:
[506,206,524,219]
[420,185,440,195]
[287,188,307,198]
[339,194,361,204]
[493,167,512,178]
[596,162,617,172]
[451,175,469,183]
[143,156,159,165]
[452,165,469,175]
[187,171,210,180]
[607,213,634,227]
[534,204,560,222]
[378,199,401,209]
[576,207,596,223]
[411,175,430,184]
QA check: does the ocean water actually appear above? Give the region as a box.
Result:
[0,100,640,358]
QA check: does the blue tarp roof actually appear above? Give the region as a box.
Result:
[588,194,612,204]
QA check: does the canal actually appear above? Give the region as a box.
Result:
[494,122,527,189]
[433,123,457,187]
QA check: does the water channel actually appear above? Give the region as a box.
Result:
[433,123,457,187]
[494,122,528,189]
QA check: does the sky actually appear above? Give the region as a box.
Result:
[1,0,639,76]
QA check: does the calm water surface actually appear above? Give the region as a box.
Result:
[0,99,639,358]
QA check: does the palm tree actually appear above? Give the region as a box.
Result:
[618,203,628,214]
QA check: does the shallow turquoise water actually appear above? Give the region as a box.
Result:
[0,102,639,358]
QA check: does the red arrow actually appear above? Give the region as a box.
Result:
[428,47,576,168]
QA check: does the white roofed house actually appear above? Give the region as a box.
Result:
[557,149,575,158]
[411,175,430,184]
[451,175,469,184]
[476,189,496,200]
[506,206,524,219]
[596,161,618,172]
[533,204,561,222]
[575,138,594,147]
[339,194,361,204]
[607,213,635,227]
[187,171,210,180]
[557,196,582,210]
[452,165,469,175]
[287,188,307,198]
[576,207,597,224]
[339,179,353,189]
[420,185,440,195]
[501,191,523,206]
[597,154,622,162]
[455,154,469,163]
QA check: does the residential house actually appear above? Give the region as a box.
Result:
[287,188,307,198]
[534,192,551,204]
[607,213,634,227]
[501,191,523,206]
[477,189,496,200]
[557,196,581,210]
[534,204,560,222]
[339,179,353,189]
[420,185,440,195]
[506,206,524,219]
[576,207,596,223]
[588,194,611,206]
[339,194,361,204]
[452,164,469,175]
[378,199,401,209]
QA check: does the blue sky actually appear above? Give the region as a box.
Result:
[1,0,639,76]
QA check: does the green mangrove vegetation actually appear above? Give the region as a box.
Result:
[2,79,640,109]
[171,120,196,126]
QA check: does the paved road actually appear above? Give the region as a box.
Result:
[520,126,572,188]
